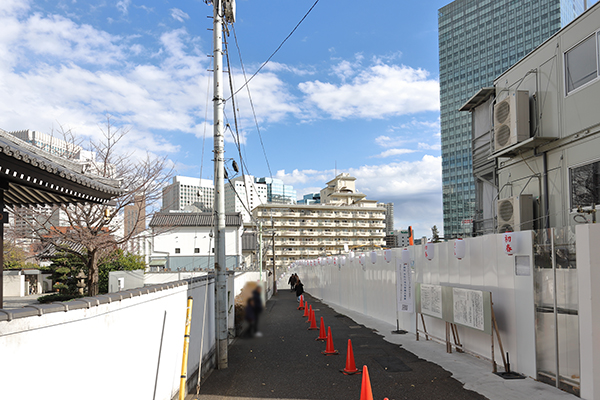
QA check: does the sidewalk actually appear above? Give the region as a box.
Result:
[195,290,486,400]
[327,301,578,400]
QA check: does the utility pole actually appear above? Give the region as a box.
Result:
[212,0,228,370]
[258,221,263,280]
[272,230,277,295]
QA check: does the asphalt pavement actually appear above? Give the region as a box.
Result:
[195,290,486,400]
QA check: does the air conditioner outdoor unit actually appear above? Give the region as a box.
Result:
[497,194,533,232]
[493,90,530,152]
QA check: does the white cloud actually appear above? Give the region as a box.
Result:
[170,8,189,23]
[298,63,439,119]
[373,148,417,158]
[418,142,441,151]
[375,135,406,148]
[0,7,301,158]
[116,0,131,15]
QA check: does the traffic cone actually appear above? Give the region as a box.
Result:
[359,365,373,400]
[298,295,305,310]
[341,339,361,375]
[308,309,318,330]
[316,317,327,341]
[322,326,339,355]
[303,303,310,318]
[306,305,313,322]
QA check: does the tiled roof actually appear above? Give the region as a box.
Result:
[149,212,242,227]
[0,129,123,205]
[242,231,257,251]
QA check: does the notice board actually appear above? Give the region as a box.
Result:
[415,283,493,335]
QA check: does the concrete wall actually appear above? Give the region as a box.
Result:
[2,271,24,297]
[293,231,537,378]
[0,276,220,400]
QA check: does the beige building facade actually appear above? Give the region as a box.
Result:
[253,174,386,269]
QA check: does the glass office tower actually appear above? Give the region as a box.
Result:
[438,0,585,238]
[256,177,297,204]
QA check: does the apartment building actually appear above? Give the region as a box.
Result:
[253,174,386,269]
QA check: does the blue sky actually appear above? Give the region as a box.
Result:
[0,0,452,237]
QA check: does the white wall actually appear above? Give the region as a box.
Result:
[153,226,241,258]
[0,277,221,400]
[294,231,537,377]
[576,224,600,400]
[3,272,24,297]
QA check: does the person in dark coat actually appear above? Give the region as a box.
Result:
[245,297,257,337]
[288,274,297,292]
[295,278,304,302]
[251,285,264,337]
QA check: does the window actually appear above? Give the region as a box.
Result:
[175,248,181,254]
[571,160,600,209]
[565,34,598,94]
[194,248,200,254]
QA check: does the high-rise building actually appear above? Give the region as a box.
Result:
[384,203,394,234]
[124,196,146,237]
[161,176,214,212]
[256,177,297,205]
[224,175,267,223]
[438,0,586,238]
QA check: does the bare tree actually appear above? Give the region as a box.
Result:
[11,116,173,296]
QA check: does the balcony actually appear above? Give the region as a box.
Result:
[371,214,385,220]
[283,212,300,218]
[321,212,335,218]
[337,222,351,227]
[304,221,318,227]
[320,222,335,227]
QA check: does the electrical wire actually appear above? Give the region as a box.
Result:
[225,0,321,102]
[231,23,273,179]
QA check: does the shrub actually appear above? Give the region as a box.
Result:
[37,293,84,304]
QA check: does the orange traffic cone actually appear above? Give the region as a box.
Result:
[306,305,313,322]
[322,326,339,355]
[341,339,361,375]
[308,309,318,330]
[298,295,305,310]
[303,303,310,318]
[316,317,327,341]
[359,365,373,400]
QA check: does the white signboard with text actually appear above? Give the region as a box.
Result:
[395,258,414,313]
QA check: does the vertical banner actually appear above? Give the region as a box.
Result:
[396,258,414,313]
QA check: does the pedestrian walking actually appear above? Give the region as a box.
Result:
[252,285,264,337]
[245,297,257,337]
[295,278,304,302]
[288,274,297,292]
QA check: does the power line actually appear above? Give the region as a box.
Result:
[231,23,273,179]
[225,0,321,102]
